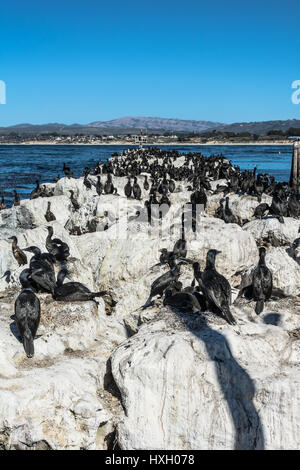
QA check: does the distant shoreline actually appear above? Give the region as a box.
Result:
[0,141,293,146]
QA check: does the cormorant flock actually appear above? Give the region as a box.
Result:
[2,147,300,358]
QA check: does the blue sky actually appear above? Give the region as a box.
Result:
[0,0,300,126]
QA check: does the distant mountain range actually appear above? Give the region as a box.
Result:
[88,116,222,132]
[2,116,222,135]
[210,119,300,135]
[1,116,300,136]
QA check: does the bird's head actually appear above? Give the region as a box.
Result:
[24,246,41,256]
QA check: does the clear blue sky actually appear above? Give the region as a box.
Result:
[0,0,300,126]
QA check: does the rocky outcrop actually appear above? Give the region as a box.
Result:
[206,192,272,221]
[243,217,300,246]
[111,305,300,450]
[0,162,299,450]
[241,247,300,297]
[0,291,126,450]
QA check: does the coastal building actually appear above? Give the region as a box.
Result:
[134,134,147,147]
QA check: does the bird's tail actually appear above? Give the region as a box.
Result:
[222,306,236,325]
[23,328,34,358]
[255,299,264,315]
[141,295,152,310]
[92,290,107,298]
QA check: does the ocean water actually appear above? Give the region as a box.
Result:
[0,144,293,207]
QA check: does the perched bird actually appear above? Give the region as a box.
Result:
[289,237,300,264]
[214,198,225,219]
[253,174,265,202]
[54,269,106,305]
[53,174,61,183]
[13,190,20,207]
[190,186,207,211]
[163,290,201,314]
[44,202,56,222]
[45,226,56,254]
[24,246,56,294]
[83,175,92,190]
[96,176,103,196]
[253,203,269,219]
[104,174,114,194]
[172,213,187,259]
[193,250,236,325]
[288,192,300,218]
[214,184,229,195]
[46,226,70,262]
[172,237,187,259]
[52,238,70,262]
[63,162,71,177]
[223,197,236,224]
[143,175,150,191]
[14,269,41,358]
[159,248,174,266]
[9,236,27,266]
[252,247,273,315]
[30,181,41,200]
[0,195,6,210]
[69,190,80,211]
[269,189,287,223]
[124,177,132,198]
[142,261,182,308]
[168,179,175,193]
[132,177,142,200]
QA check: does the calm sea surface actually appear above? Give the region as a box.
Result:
[0,144,293,207]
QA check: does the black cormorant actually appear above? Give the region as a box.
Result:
[252,247,272,315]
[193,250,236,325]
[45,202,56,222]
[54,269,106,304]
[24,246,56,294]
[142,261,182,308]
[14,269,41,358]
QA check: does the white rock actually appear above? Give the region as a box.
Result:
[0,293,126,450]
[226,193,272,221]
[111,307,300,450]
[0,173,299,450]
[240,246,300,298]
[243,217,300,246]
[265,247,300,297]
[19,195,71,228]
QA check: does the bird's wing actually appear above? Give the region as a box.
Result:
[202,271,230,309]
[151,270,171,290]
[262,267,273,299]
[27,295,41,337]
[16,249,27,264]
[56,282,90,296]
[252,266,262,298]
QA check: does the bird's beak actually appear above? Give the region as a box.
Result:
[216,250,222,255]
